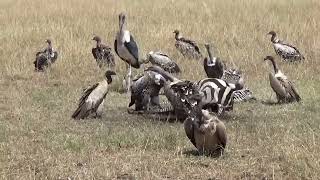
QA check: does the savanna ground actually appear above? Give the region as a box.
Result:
[0,0,320,179]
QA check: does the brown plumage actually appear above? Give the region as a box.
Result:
[71,71,116,119]
[184,109,227,155]
[34,39,58,71]
[92,36,115,68]
[173,30,202,60]
[264,56,301,103]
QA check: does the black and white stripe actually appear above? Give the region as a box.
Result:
[233,89,256,102]
[196,78,238,114]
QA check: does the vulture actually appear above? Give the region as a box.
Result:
[267,31,304,62]
[203,43,224,79]
[164,78,227,155]
[173,30,202,60]
[115,13,140,93]
[34,39,58,71]
[92,35,115,69]
[264,56,301,103]
[71,71,116,119]
[184,109,227,155]
[145,51,181,73]
[129,67,166,111]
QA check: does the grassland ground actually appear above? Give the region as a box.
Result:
[0,0,320,179]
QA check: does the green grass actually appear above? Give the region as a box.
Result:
[1,0,320,179]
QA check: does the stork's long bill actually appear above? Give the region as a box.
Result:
[119,13,126,35]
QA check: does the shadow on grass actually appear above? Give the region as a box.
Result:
[182,149,224,158]
[127,108,183,123]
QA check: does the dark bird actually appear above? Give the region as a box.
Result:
[71,71,116,119]
[203,43,224,79]
[173,30,202,60]
[267,31,304,62]
[92,35,115,69]
[129,67,166,111]
[145,51,181,73]
[264,56,301,103]
[34,39,58,71]
[115,13,140,93]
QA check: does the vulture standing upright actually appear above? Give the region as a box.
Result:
[34,39,58,71]
[71,71,116,119]
[264,56,301,103]
[203,43,224,79]
[115,13,140,94]
[173,30,202,60]
[92,36,115,69]
[267,31,304,62]
[145,51,181,73]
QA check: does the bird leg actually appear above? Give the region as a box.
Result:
[126,65,132,95]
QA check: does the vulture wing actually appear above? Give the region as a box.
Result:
[180,38,201,53]
[269,72,287,98]
[72,83,99,119]
[184,117,196,148]
[92,47,100,60]
[215,120,227,149]
[34,53,48,71]
[278,78,301,102]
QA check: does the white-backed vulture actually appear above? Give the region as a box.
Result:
[264,56,301,103]
[71,71,116,119]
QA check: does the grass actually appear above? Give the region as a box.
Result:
[1,0,320,179]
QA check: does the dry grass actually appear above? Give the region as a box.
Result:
[1,0,320,179]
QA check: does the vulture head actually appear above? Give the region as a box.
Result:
[105,71,116,84]
[264,55,279,73]
[267,31,277,42]
[173,30,181,40]
[118,12,126,30]
[92,36,102,43]
[46,39,52,45]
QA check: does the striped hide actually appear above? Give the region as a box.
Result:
[233,89,256,102]
[196,78,238,115]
